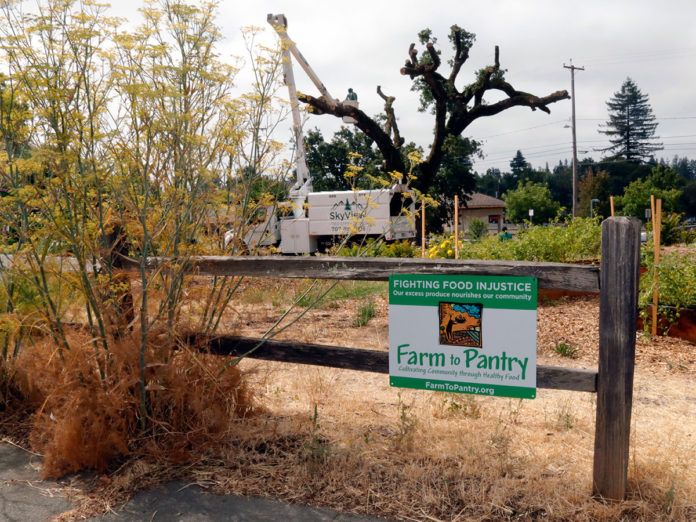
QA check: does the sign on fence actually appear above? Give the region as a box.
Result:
[388,274,538,398]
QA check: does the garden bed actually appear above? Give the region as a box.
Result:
[638,305,696,343]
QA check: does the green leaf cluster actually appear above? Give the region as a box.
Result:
[617,165,683,221]
[337,239,419,258]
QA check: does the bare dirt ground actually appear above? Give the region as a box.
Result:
[165,283,694,521]
[15,281,696,521]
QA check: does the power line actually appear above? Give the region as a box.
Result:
[481,146,573,162]
[474,149,574,166]
[476,120,567,139]
[477,132,696,160]
[479,141,696,162]
[475,130,696,168]
[576,47,696,67]
[657,134,696,140]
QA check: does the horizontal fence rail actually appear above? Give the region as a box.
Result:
[0,255,601,292]
[198,335,598,393]
[0,254,600,393]
[124,256,601,292]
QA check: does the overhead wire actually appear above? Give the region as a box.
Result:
[575,47,696,67]
[475,122,696,167]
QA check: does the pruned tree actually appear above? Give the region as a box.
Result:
[297,26,569,197]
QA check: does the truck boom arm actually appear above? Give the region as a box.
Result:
[267,14,336,108]
[268,13,337,215]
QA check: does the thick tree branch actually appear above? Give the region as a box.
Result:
[461,45,500,107]
[400,41,450,105]
[466,89,570,123]
[426,42,440,69]
[473,46,501,106]
[401,43,441,78]
[406,43,418,72]
[399,44,451,173]
[427,97,448,175]
[298,91,406,174]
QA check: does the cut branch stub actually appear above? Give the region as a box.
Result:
[426,42,440,69]
[377,85,404,148]
[408,43,418,66]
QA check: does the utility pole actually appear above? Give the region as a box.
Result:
[564,60,584,217]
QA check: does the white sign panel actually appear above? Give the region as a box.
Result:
[389,274,537,399]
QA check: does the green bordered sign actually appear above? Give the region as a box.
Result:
[389,274,537,399]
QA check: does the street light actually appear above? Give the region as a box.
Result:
[590,198,600,219]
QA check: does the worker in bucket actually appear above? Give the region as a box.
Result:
[346,88,357,101]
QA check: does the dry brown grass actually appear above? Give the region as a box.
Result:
[201,361,693,521]
[2,281,695,521]
[4,326,257,480]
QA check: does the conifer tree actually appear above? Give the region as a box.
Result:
[509,150,529,177]
[599,78,662,162]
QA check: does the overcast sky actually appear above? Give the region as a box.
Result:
[118,0,696,175]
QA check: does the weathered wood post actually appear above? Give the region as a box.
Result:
[103,222,135,338]
[593,216,641,500]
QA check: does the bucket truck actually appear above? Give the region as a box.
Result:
[229,14,416,254]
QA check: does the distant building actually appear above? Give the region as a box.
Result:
[456,192,506,234]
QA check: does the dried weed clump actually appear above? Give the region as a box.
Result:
[9,328,256,479]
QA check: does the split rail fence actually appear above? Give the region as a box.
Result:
[163,216,642,501]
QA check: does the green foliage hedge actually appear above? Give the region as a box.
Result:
[337,239,420,258]
[336,220,696,335]
[336,219,603,263]
[427,218,602,263]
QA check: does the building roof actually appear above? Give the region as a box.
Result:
[461,192,505,209]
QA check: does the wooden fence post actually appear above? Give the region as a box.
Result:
[593,216,641,500]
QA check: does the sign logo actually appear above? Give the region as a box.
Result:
[438,302,482,347]
[329,199,366,221]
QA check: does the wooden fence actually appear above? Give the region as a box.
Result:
[152,217,641,501]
